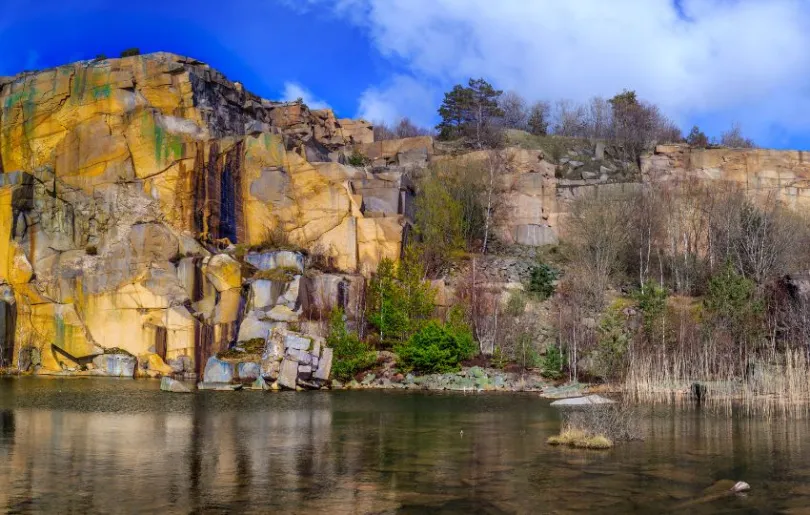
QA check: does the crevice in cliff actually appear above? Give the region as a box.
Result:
[0,299,16,368]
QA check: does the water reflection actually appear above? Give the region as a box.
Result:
[1,378,810,513]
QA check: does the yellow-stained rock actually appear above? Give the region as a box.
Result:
[139,352,174,375]
[205,254,242,292]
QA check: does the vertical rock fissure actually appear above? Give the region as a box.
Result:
[219,140,244,244]
[193,320,214,379]
[0,300,17,368]
[192,142,206,236]
[155,326,167,361]
[206,143,221,240]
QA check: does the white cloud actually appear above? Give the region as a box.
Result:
[357,74,439,127]
[305,0,810,147]
[280,81,331,110]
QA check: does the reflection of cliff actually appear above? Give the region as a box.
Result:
[3,389,810,512]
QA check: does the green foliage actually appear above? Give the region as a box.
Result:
[593,310,629,380]
[347,149,370,167]
[413,171,466,275]
[504,290,527,317]
[328,308,376,381]
[436,78,504,146]
[490,346,508,369]
[120,48,141,58]
[366,254,436,348]
[94,54,108,62]
[527,263,558,300]
[527,101,550,136]
[540,344,564,380]
[253,266,299,282]
[704,262,763,340]
[686,125,709,147]
[633,282,668,336]
[395,316,476,374]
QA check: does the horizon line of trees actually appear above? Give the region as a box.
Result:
[372,78,756,155]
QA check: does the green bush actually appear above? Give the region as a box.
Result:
[327,308,375,381]
[527,263,558,300]
[395,317,476,374]
[347,149,370,167]
[366,254,435,348]
[593,310,629,380]
[120,48,141,58]
[540,344,564,379]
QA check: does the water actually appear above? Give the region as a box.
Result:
[1,378,809,514]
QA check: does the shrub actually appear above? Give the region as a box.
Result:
[347,149,370,167]
[328,308,375,382]
[94,54,108,62]
[366,254,435,348]
[395,317,476,374]
[253,266,299,282]
[540,344,564,379]
[120,48,141,58]
[593,310,629,380]
[527,263,558,300]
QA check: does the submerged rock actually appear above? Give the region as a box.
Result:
[731,481,750,493]
[550,395,616,407]
[197,382,243,391]
[160,377,191,393]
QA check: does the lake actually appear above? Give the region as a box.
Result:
[1,377,809,514]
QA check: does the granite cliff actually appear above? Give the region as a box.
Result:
[0,52,409,382]
[0,52,807,384]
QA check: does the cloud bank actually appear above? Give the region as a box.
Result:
[299,0,810,146]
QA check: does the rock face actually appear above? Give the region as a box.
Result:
[4,52,806,381]
[641,144,810,210]
[0,53,403,375]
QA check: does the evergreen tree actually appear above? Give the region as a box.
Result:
[527,101,550,136]
[686,125,709,147]
[436,78,504,147]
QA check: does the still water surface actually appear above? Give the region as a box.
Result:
[1,378,810,514]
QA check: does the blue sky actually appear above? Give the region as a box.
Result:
[2,0,810,149]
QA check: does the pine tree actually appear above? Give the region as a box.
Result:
[436,78,504,147]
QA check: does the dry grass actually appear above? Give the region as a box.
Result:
[547,429,613,449]
[253,266,299,282]
[624,348,810,418]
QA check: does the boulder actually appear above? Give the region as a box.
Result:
[236,312,275,342]
[203,357,234,383]
[237,361,261,382]
[168,355,192,374]
[298,364,313,380]
[277,358,298,389]
[139,353,174,375]
[92,353,137,378]
[250,375,270,391]
[267,305,299,322]
[261,358,281,380]
[205,254,242,292]
[284,332,312,351]
[314,348,333,380]
[160,377,192,393]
